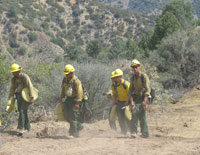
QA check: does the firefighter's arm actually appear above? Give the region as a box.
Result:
[111,86,116,106]
[74,80,83,109]
[127,83,135,110]
[142,74,151,108]
[24,75,34,103]
[143,74,151,97]
[8,79,16,99]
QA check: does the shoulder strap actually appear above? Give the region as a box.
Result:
[141,72,145,88]
[20,73,26,88]
[112,82,118,99]
[13,73,26,88]
[122,80,127,89]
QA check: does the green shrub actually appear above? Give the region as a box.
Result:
[58,19,66,29]
[54,56,62,63]
[27,32,37,43]
[9,33,19,48]
[7,47,14,56]
[17,46,27,55]
[41,22,49,31]
[72,7,83,17]
[51,37,65,49]
[73,17,80,26]
[22,20,35,31]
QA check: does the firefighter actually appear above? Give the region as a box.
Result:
[110,69,130,135]
[127,59,151,138]
[60,64,83,139]
[8,64,35,134]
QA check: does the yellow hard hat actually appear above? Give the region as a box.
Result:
[110,69,123,78]
[63,64,75,75]
[131,59,141,67]
[11,64,22,72]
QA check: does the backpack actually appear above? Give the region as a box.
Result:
[132,73,155,104]
[79,85,92,123]
[63,77,92,122]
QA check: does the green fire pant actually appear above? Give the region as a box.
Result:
[130,103,149,137]
[17,94,30,131]
[64,98,83,137]
[116,101,129,134]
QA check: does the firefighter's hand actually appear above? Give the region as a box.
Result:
[30,98,34,104]
[142,101,147,109]
[130,103,135,111]
[60,98,63,104]
[75,103,80,109]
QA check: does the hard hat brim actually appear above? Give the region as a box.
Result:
[11,68,22,73]
[110,74,122,78]
[131,64,140,67]
[63,71,72,75]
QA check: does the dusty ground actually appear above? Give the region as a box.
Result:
[1,86,200,155]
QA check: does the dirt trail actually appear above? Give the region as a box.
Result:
[1,86,200,155]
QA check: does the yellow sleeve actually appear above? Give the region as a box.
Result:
[74,79,83,102]
[60,78,65,98]
[143,73,151,96]
[8,78,16,99]
[126,81,130,95]
[24,75,34,98]
[111,85,115,100]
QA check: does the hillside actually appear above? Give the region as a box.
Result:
[0,0,154,63]
[1,84,200,154]
[97,0,200,17]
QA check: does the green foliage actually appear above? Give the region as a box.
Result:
[148,0,195,50]
[149,30,200,88]
[51,37,65,49]
[72,6,83,17]
[96,49,110,63]
[9,32,19,48]
[74,62,115,120]
[54,56,63,63]
[99,0,200,18]
[22,20,36,31]
[73,17,80,26]
[151,12,182,49]
[162,0,194,28]
[138,30,154,55]
[0,58,12,127]
[6,5,18,18]
[41,22,49,31]
[46,0,65,13]
[58,18,66,29]
[65,42,88,62]
[17,46,27,55]
[7,47,14,56]
[27,32,37,43]
[0,57,10,85]
[86,40,103,59]
[125,39,142,59]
